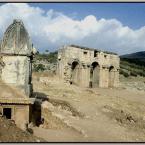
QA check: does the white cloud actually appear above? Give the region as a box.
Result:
[0,3,145,55]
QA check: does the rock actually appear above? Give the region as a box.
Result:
[36,139,40,142]
[143,116,145,121]
[26,128,33,134]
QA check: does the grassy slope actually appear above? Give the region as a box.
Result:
[120,58,145,77]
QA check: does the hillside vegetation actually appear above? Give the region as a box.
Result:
[120,58,145,77]
[33,51,57,72]
[34,51,58,63]
[121,51,145,62]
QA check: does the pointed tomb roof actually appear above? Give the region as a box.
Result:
[0,19,33,55]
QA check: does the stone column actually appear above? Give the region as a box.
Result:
[113,68,120,87]
[79,64,89,87]
[87,65,91,88]
[103,67,109,88]
[98,66,103,87]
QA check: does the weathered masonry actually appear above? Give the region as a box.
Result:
[0,19,36,130]
[0,83,33,130]
[57,45,120,88]
[0,19,33,97]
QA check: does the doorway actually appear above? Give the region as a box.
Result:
[3,108,12,119]
[90,62,100,87]
[71,61,79,85]
[109,66,115,87]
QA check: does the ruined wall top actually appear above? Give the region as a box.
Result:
[65,44,118,55]
[58,44,120,69]
[0,19,33,56]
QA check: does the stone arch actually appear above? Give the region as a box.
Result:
[90,62,100,88]
[70,60,80,85]
[109,66,115,87]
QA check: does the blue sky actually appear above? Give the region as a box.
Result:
[30,3,145,29]
[0,3,145,54]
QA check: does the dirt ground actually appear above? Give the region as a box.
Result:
[32,72,145,142]
[0,116,44,142]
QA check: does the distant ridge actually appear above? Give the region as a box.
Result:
[120,51,145,62]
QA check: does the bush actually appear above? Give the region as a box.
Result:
[34,64,45,72]
[34,51,58,63]
[130,72,137,77]
[120,69,129,77]
[123,72,130,77]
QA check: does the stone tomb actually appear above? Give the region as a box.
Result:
[0,83,33,130]
[0,19,35,130]
[57,45,120,88]
[0,19,33,97]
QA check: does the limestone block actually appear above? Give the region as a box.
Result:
[1,56,30,85]
[14,105,30,130]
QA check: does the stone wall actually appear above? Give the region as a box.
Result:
[1,56,32,95]
[0,56,4,79]
[57,45,120,88]
[0,104,30,130]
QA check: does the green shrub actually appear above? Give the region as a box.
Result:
[34,64,45,72]
[120,69,129,77]
[124,72,129,77]
[130,72,137,77]
[34,51,58,63]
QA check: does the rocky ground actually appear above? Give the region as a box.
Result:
[0,116,44,142]
[32,72,145,142]
[120,75,145,92]
[1,71,144,142]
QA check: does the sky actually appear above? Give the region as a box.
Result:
[0,3,145,55]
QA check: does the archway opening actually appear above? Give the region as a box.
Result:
[71,61,79,85]
[109,66,115,87]
[90,62,100,88]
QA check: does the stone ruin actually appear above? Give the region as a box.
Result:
[0,19,36,130]
[0,19,34,97]
[57,45,120,88]
[0,19,120,131]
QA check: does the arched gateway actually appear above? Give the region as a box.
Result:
[90,62,100,88]
[109,66,115,87]
[71,61,79,85]
[57,45,120,88]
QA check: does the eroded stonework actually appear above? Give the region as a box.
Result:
[0,19,34,97]
[1,19,32,55]
[0,19,36,130]
[57,45,120,88]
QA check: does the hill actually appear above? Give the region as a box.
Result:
[121,51,145,62]
[120,51,145,77]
